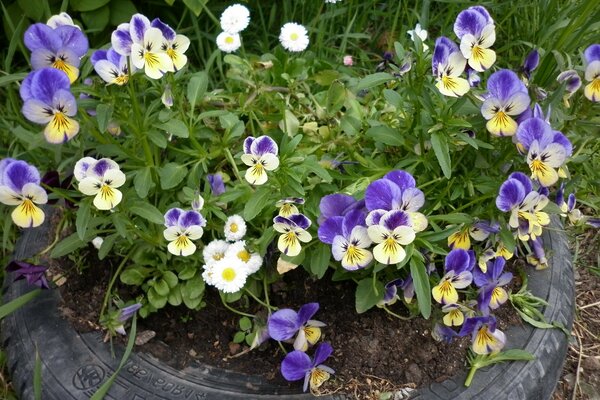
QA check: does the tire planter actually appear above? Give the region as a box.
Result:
[2,218,573,400]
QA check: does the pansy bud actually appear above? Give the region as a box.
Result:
[522,49,539,80]
[556,70,582,94]
[191,193,205,211]
[161,84,173,108]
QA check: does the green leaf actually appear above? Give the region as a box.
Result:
[481,349,535,365]
[303,157,332,183]
[154,279,170,296]
[428,213,474,224]
[356,72,394,91]
[410,257,431,319]
[158,163,188,190]
[366,125,404,146]
[430,131,452,179]
[50,233,86,258]
[233,331,246,343]
[187,71,208,111]
[182,0,208,16]
[309,242,331,279]
[134,167,154,199]
[162,271,178,288]
[239,316,252,331]
[112,213,129,237]
[76,200,92,241]
[34,347,42,400]
[280,110,299,136]
[95,104,113,133]
[81,5,110,31]
[147,287,167,309]
[147,130,167,148]
[156,119,189,138]
[326,80,346,114]
[178,266,196,280]
[383,89,402,108]
[109,0,137,25]
[0,289,41,319]
[129,202,164,225]
[167,287,183,306]
[71,0,110,12]
[355,278,384,313]
[184,275,205,299]
[120,267,151,285]
[17,0,44,20]
[243,187,271,221]
[0,72,27,88]
[98,234,117,260]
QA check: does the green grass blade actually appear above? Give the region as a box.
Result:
[0,289,41,319]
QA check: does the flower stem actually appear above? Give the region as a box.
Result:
[244,288,277,311]
[219,292,255,318]
[262,276,273,316]
[382,305,412,321]
[38,216,66,256]
[223,147,245,184]
[100,251,132,320]
[464,365,478,387]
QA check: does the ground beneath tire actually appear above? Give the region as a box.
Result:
[56,248,524,399]
[553,228,600,400]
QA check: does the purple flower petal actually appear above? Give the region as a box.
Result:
[164,208,183,227]
[129,14,151,44]
[444,249,471,274]
[319,194,359,222]
[91,49,108,66]
[381,210,410,230]
[243,136,255,154]
[297,303,319,325]
[288,213,311,230]
[584,44,600,63]
[508,172,533,192]
[118,303,142,322]
[516,117,553,150]
[433,323,458,343]
[207,173,226,195]
[318,216,343,244]
[179,210,204,229]
[400,187,425,211]
[468,6,493,25]
[486,69,527,102]
[268,309,300,340]
[111,23,133,56]
[281,351,311,381]
[341,209,366,237]
[556,70,581,93]
[383,170,415,189]
[522,50,539,77]
[312,342,333,366]
[54,25,88,57]
[365,179,401,211]
[24,23,61,52]
[106,48,123,67]
[454,9,488,38]
[92,159,113,177]
[489,257,506,280]
[365,209,386,226]
[22,68,70,104]
[432,36,459,75]
[496,178,526,212]
[251,136,278,156]
[52,89,77,115]
[151,18,176,41]
[7,261,49,289]
[3,160,41,193]
[552,131,573,157]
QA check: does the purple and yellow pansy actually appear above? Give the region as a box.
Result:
[0,159,47,228]
[163,208,206,256]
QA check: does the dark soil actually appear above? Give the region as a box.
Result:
[55,244,522,398]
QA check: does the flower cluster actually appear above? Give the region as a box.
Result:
[216,4,250,53]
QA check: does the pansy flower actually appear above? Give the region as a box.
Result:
[20,68,79,143]
[526,237,548,270]
[276,197,305,217]
[516,117,571,187]
[556,70,582,101]
[432,36,469,97]
[281,342,335,393]
[115,303,142,335]
[6,260,49,289]
[459,316,506,355]
[318,193,364,224]
[318,209,373,270]
[74,157,126,211]
[453,6,496,72]
[131,27,174,79]
[268,303,326,351]
[367,210,415,265]
[449,221,499,249]
[0,159,47,228]
[273,214,312,257]
[24,22,88,83]
[432,249,475,305]
[241,136,280,185]
[163,208,206,256]
[473,257,513,314]
[207,173,226,195]
[556,183,583,224]
[433,323,459,343]
[91,48,133,86]
[521,49,540,82]
[496,172,550,241]
[365,170,427,232]
[584,44,600,102]
[481,70,530,137]
[151,18,190,71]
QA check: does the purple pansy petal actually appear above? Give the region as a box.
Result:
[268,309,300,340]
[341,209,366,237]
[454,9,488,38]
[401,187,425,211]
[508,172,533,193]
[468,5,493,24]
[381,210,411,230]
[274,215,295,227]
[489,257,506,280]
[382,281,399,303]
[19,73,35,102]
[26,68,71,105]
[319,194,358,220]
[473,221,500,234]
[496,179,526,212]
[365,209,386,226]
[52,89,77,116]
[383,170,416,189]
[3,160,41,193]
[473,264,488,287]
[106,48,123,66]
[288,213,311,230]
[433,323,458,343]
[556,70,581,93]
[432,36,459,75]
[129,14,151,44]
[243,136,255,154]
[55,25,88,57]
[318,216,343,244]
[111,23,133,56]
[584,44,600,63]
[552,131,573,157]
[567,193,576,211]
[523,50,539,77]
[365,179,401,211]
[281,351,312,381]
[24,23,61,52]
[151,18,176,41]
[164,208,183,227]
[251,136,278,156]
[6,261,49,289]
[118,303,142,322]
[297,303,319,325]
[445,249,471,274]
[91,49,108,65]
[30,47,75,70]
[497,271,513,286]
[487,69,527,102]
[313,342,333,366]
[477,287,493,315]
[516,117,553,150]
[178,210,204,229]
[207,173,226,195]
[91,159,113,177]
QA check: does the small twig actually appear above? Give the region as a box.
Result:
[579,300,600,310]
[571,327,583,400]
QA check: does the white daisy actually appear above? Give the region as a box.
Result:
[211,256,248,293]
[203,239,230,265]
[202,263,216,286]
[216,31,242,53]
[225,241,263,275]
[325,0,342,3]
[220,4,250,34]
[279,23,309,52]
[224,214,246,241]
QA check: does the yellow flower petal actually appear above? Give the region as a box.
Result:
[529,160,559,187]
[584,79,600,102]
[486,111,517,137]
[168,235,197,256]
[93,185,122,210]
[11,199,45,228]
[304,326,321,345]
[432,280,458,304]
[44,112,79,144]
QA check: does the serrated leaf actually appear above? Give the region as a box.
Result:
[243,187,271,221]
[411,257,431,319]
[187,71,208,111]
[156,119,189,138]
[76,200,92,240]
[366,125,403,146]
[431,131,452,179]
[158,163,188,190]
[50,233,86,258]
[355,278,384,313]
[356,72,394,91]
[130,202,164,225]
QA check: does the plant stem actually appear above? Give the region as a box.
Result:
[244,288,277,311]
[382,305,412,320]
[223,147,245,184]
[219,293,255,318]
[262,276,273,316]
[38,216,66,256]
[464,365,478,387]
[100,251,132,319]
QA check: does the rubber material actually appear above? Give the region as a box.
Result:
[2,217,573,400]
